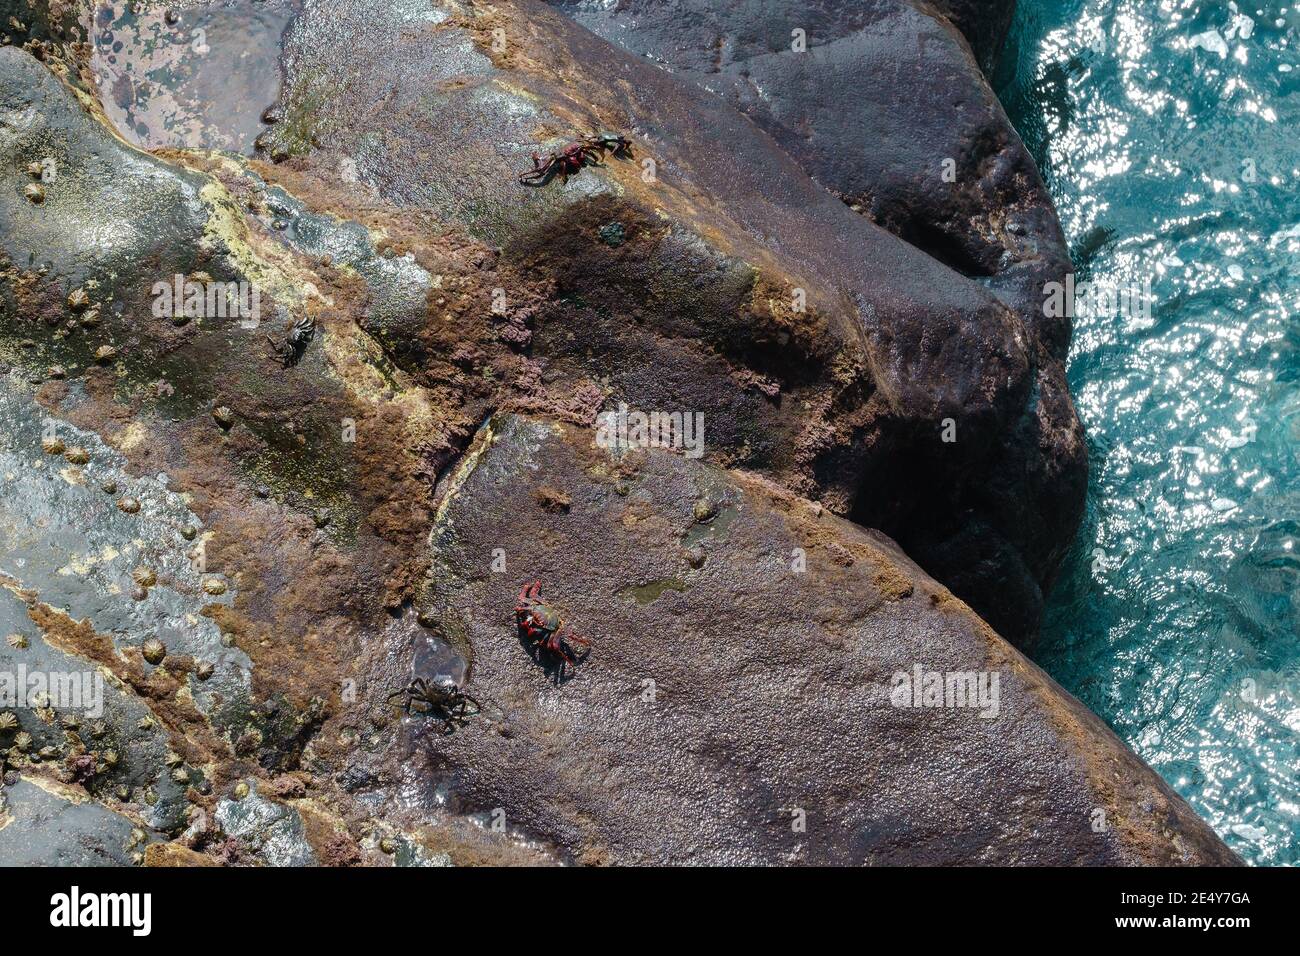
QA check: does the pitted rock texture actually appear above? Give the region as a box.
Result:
[353,415,1235,865]
[0,0,87,49]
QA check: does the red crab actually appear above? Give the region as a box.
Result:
[517,133,634,187]
[516,581,591,673]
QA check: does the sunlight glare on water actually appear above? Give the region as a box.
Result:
[1000,0,1300,864]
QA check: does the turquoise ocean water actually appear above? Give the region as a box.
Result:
[998,0,1299,864]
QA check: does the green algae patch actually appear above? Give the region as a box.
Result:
[620,578,688,605]
[274,71,338,158]
[681,496,739,549]
[242,419,362,547]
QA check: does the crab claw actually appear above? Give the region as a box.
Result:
[516,580,542,616]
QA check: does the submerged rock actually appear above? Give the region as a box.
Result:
[931,0,1019,74]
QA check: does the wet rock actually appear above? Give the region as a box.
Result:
[5,6,1069,643]
[0,381,251,831]
[366,415,1235,865]
[0,591,190,832]
[0,0,1222,867]
[0,46,211,334]
[381,833,452,868]
[213,783,317,866]
[0,0,88,49]
[548,0,1065,342]
[0,779,153,866]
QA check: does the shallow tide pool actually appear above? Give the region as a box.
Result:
[999,0,1300,864]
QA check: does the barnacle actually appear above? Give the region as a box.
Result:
[142,638,167,665]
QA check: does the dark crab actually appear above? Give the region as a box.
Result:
[387,675,481,734]
[266,316,316,368]
[584,132,633,159]
[517,132,634,187]
[516,580,591,674]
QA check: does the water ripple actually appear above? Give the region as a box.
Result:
[1002,0,1299,864]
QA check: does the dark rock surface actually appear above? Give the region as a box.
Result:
[0,1,1233,866]
[543,0,1083,641]
[545,0,1058,335]
[3,0,1080,645]
[267,0,1078,644]
[931,0,1019,73]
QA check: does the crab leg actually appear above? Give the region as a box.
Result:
[556,624,591,651]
